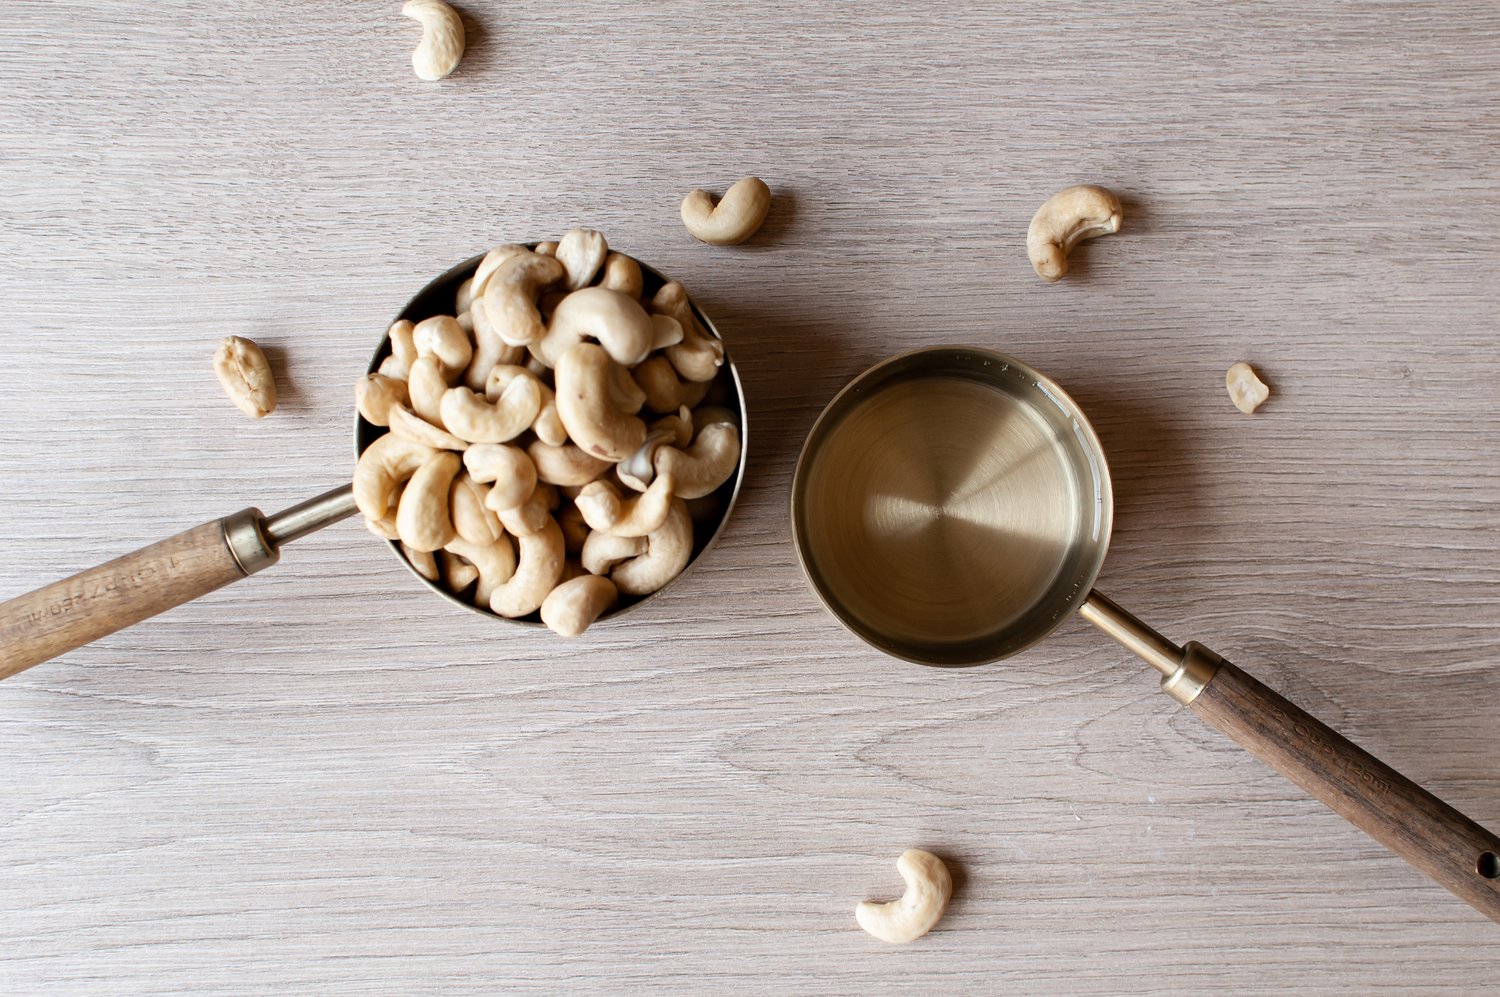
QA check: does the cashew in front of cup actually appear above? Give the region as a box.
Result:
[483,251,565,348]
[655,422,740,499]
[213,336,277,419]
[1226,361,1271,415]
[574,473,676,537]
[540,574,618,637]
[555,343,647,462]
[854,849,952,944]
[680,176,772,246]
[356,373,409,427]
[491,517,565,618]
[401,0,465,81]
[533,287,656,368]
[1027,184,1122,283]
[610,497,693,596]
[528,440,612,487]
[412,315,473,383]
[354,433,438,520]
[440,380,541,444]
[556,228,609,291]
[463,444,537,512]
[388,404,469,452]
[396,450,462,553]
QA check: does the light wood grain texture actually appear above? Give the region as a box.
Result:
[2,2,1499,994]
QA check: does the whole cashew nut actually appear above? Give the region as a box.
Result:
[491,517,565,618]
[540,575,618,637]
[471,244,530,298]
[213,336,277,419]
[440,379,542,444]
[463,444,537,512]
[396,450,462,553]
[679,176,772,245]
[534,241,559,257]
[556,228,609,291]
[356,373,410,428]
[654,422,740,499]
[632,357,711,414]
[854,849,952,944]
[610,497,693,596]
[354,433,437,520]
[449,472,503,545]
[617,427,677,492]
[532,287,656,368]
[412,315,473,383]
[599,253,643,299]
[438,548,481,594]
[555,343,647,461]
[401,0,465,82]
[574,473,676,537]
[528,440,611,487]
[482,251,566,348]
[378,320,418,380]
[1026,184,1122,283]
[651,282,724,382]
[497,482,558,537]
[465,299,527,391]
[402,543,440,582]
[444,536,516,606]
[407,355,450,429]
[580,530,648,575]
[388,404,469,451]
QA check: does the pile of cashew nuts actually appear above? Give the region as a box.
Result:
[354,230,742,637]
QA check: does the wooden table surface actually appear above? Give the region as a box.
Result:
[2,2,1498,993]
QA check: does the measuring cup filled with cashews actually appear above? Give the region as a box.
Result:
[0,238,747,677]
[791,346,1500,924]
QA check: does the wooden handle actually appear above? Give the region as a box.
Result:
[1189,656,1500,922]
[0,518,258,679]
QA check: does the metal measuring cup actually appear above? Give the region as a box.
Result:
[790,345,1500,922]
[0,251,746,677]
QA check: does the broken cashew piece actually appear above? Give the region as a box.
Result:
[483,251,566,348]
[1027,184,1122,282]
[680,176,772,245]
[214,336,277,419]
[533,287,656,368]
[396,450,462,553]
[555,343,647,461]
[440,378,542,444]
[388,404,469,452]
[611,498,693,596]
[855,849,952,944]
[574,473,676,537]
[556,228,609,291]
[355,373,409,427]
[491,517,565,618]
[540,575,618,637]
[354,433,437,520]
[401,0,465,82]
[1226,361,1270,414]
[655,422,740,499]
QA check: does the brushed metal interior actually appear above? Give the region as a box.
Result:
[791,347,1112,665]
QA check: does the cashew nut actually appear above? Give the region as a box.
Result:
[557,503,589,553]
[580,530,648,575]
[609,360,648,415]
[354,433,437,520]
[450,472,503,545]
[412,315,472,384]
[617,427,676,492]
[1026,185,1122,282]
[599,253,643,298]
[464,299,527,391]
[402,543,440,582]
[491,517,565,618]
[655,422,739,499]
[679,176,772,245]
[443,536,515,606]
[630,356,710,414]
[854,850,952,944]
[1226,361,1270,414]
[463,443,537,512]
[440,379,541,444]
[610,497,693,596]
[471,244,530,297]
[455,277,475,315]
[213,336,277,419]
[651,282,724,382]
[497,482,558,537]
[482,251,565,348]
[366,503,401,541]
[388,403,469,451]
[528,440,611,487]
[534,241,558,257]
[438,548,480,594]
[356,373,410,427]
[574,473,676,537]
[555,343,647,462]
[378,320,418,379]
[533,287,656,368]
[407,355,450,429]
[401,0,465,81]
[556,228,608,291]
[396,450,461,552]
[540,575,618,637]
[650,314,685,351]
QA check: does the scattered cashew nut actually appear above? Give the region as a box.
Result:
[1226,361,1270,414]
[855,849,952,944]
[401,0,465,82]
[540,575,618,637]
[679,176,772,245]
[1027,185,1122,283]
[213,336,277,419]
